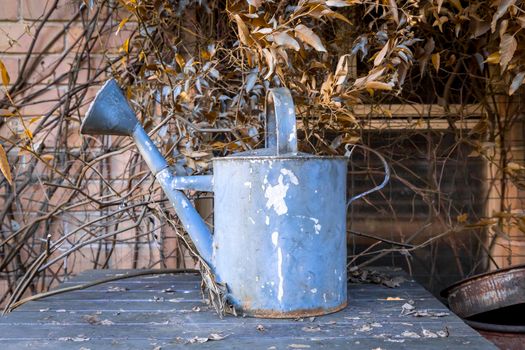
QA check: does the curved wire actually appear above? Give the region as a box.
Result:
[345,143,391,207]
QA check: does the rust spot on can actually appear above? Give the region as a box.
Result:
[239,300,348,319]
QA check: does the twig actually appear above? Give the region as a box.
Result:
[3,268,199,314]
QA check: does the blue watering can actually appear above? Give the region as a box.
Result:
[81,79,389,318]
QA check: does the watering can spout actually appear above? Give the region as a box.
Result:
[80,79,215,267]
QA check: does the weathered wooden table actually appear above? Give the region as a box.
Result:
[0,268,496,349]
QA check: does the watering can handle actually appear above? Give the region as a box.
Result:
[265,88,298,155]
[345,144,390,206]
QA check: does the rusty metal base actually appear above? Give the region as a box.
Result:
[239,300,348,319]
[478,330,525,350]
[465,315,525,349]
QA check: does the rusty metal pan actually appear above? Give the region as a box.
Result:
[441,264,525,319]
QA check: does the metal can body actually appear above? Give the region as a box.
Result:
[212,156,348,318]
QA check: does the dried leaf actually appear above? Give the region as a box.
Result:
[324,10,352,25]
[83,314,100,325]
[245,69,258,93]
[334,54,349,85]
[116,17,129,35]
[465,218,498,228]
[58,335,90,342]
[353,67,385,88]
[189,337,209,344]
[364,81,392,91]
[470,20,490,39]
[431,53,440,73]
[401,331,420,338]
[382,276,404,288]
[401,302,415,314]
[518,15,525,28]
[29,116,42,124]
[121,37,130,53]
[499,34,517,72]
[234,14,253,46]
[433,16,449,32]
[388,0,399,25]
[326,0,352,7]
[294,24,326,52]
[262,48,275,80]
[208,333,228,341]
[436,0,443,13]
[246,0,263,8]
[373,40,390,67]
[23,128,33,140]
[0,60,10,87]
[301,326,321,332]
[419,38,435,76]
[0,59,10,87]
[0,143,12,186]
[485,52,500,64]
[474,53,485,72]
[491,0,515,33]
[273,31,300,51]
[175,54,185,70]
[357,324,372,332]
[436,329,449,337]
[507,162,525,171]
[499,19,509,39]
[320,73,334,100]
[456,213,468,223]
[422,329,438,338]
[509,72,525,95]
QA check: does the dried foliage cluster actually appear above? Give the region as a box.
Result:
[0,0,525,309]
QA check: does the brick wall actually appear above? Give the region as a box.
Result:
[0,0,200,305]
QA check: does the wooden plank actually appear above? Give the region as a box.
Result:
[21,281,433,301]
[0,336,494,350]
[0,321,479,340]
[0,309,459,326]
[0,269,497,349]
[13,297,449,315]
[20,289,432,302]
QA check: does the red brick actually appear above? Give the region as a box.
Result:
[25,54,106,86]
[0,0,19,20]
[108,149,135,179]
[76,85,99,115]
[21,0,77,21]
[109,243,162,269]
[64,246,109,274]
[67,24,136,54]
[64,24,84,49]
[0,23,65,53]
[0,119,17,139]
[16,183,48,213]
[17,84,63,116]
